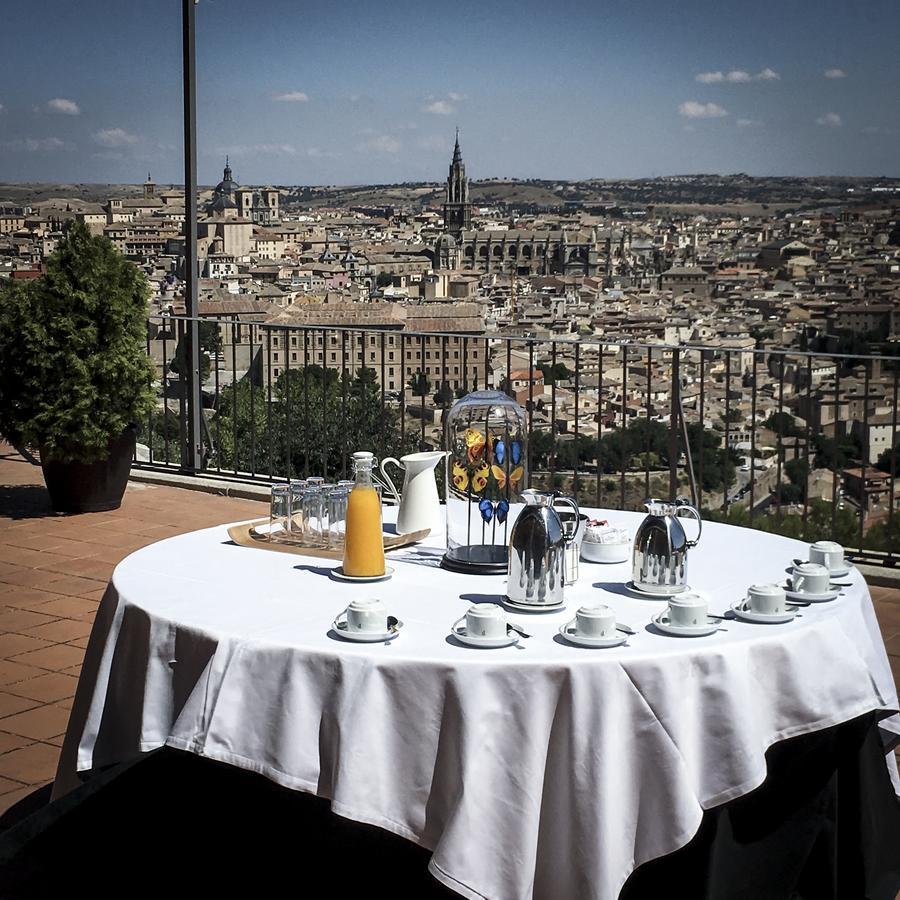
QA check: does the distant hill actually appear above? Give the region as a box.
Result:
[2,174,896,216]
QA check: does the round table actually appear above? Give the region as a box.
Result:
[54,508,900,900]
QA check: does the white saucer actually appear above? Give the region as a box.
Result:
[558,623,627,648]
[503,597,566,613]
[730,600,798,624]
[332,617,402,642]
[451,624,519,648]
[329,565,394,583]
[783,585,840,603]
[794,561,854,579]
[625,580,690,599]
[651,611,720,637]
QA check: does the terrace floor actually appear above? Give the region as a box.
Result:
[0,443,898,830]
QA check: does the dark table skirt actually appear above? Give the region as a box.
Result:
[1,712,898,899]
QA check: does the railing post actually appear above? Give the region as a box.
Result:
[181,0,202,473]
[669,347,680,498]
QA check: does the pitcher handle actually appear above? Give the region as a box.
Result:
[554,495,581,544]
[379,457,403,506]
[676,500,703,548]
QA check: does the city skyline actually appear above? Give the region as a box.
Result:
[1,0,899,185]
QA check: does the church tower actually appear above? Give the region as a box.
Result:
[443,129,471,237]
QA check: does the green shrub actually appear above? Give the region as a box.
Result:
[0,222,155,462]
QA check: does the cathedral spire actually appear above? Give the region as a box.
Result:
[443,131,471,236]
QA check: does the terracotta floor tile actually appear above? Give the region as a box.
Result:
[43,733,65,747]
[0,774,27,795]
[5,672,79,704]
[0,730,34,754]
[41,575,105,598]
[0,607,60,633]
[23,619,92,644]
[40,556,113,581]
[0,567,72,591]
[10,644,86,672]
[0,704,71,741]
[33,596,98,620]
[0,784,40,815]
[0,659,46,687]
[61,664,82,677]
[66,635,90,650]
[83,547,131,566]
[0,547,71,570]
[0,692,41,718]
[0,587,71,611]
[0,742,60,785]
[0,633,54,659]
[79,588,107,602]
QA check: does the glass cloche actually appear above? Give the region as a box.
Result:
[442,390,529,574]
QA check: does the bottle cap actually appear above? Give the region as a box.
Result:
[352,451,374,460]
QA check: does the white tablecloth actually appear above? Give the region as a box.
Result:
[54,509,900,900]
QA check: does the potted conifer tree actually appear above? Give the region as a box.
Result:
[0,222,155,512]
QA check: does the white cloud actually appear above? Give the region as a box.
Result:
[416,135,447,152]
[273,90,309,102]
[737,118,762,128]
[46,97,80,115]
[824,68,846,79]
[217,143,297,156]
[678,100,728,119]
[447,92,465,102]
[862,125,898,135]
[816,112,842,127]
[93,127,139,147]
[425,99,454,115]
[306,146,340,159]
[1,136,68,152]
[0,103,4,114]
[695,68,779,84]
[355,134,401,154]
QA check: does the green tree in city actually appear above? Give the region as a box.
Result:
[408,371,431,397]
[537,361,574,385]
[433,381,454,408]
[198,320,223,354]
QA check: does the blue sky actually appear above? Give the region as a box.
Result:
[1,0,898,185]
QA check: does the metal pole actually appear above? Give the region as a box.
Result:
[182,0,202,471]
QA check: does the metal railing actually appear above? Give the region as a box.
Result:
[138,314,900,563]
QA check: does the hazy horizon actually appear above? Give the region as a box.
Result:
[1,0,899,185]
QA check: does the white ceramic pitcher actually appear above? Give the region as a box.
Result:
[379,451,446,535]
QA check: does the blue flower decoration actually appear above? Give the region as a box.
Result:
[495,500,510,524]
[494,439,506,466]
[478,498,494,523]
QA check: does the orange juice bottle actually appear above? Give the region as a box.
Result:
[343,451,386,577]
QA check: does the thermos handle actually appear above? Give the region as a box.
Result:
[379,457,403,506]
[554,496,581,544]
[676,501,703,548]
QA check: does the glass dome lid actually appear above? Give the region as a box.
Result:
[442,389,529,574]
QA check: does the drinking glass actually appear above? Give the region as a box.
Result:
[269,485,291,542]
[327,485,351,550]
[288,480,307,543]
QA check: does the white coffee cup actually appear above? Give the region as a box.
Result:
[791,563,831,594]
[746,583,787,615]
[346,597,388,633]
[574,603,617,638]
[667,592,708,628]
[809,541,844,572]
[465,603,508,639]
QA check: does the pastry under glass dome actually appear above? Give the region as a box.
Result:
[442,389,529,574]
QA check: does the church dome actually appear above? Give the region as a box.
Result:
[436,233,457,252]
[213,158,240,196]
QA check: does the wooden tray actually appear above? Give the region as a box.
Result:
[226,519,430,560]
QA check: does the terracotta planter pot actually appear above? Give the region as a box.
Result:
[40,426,137,514]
